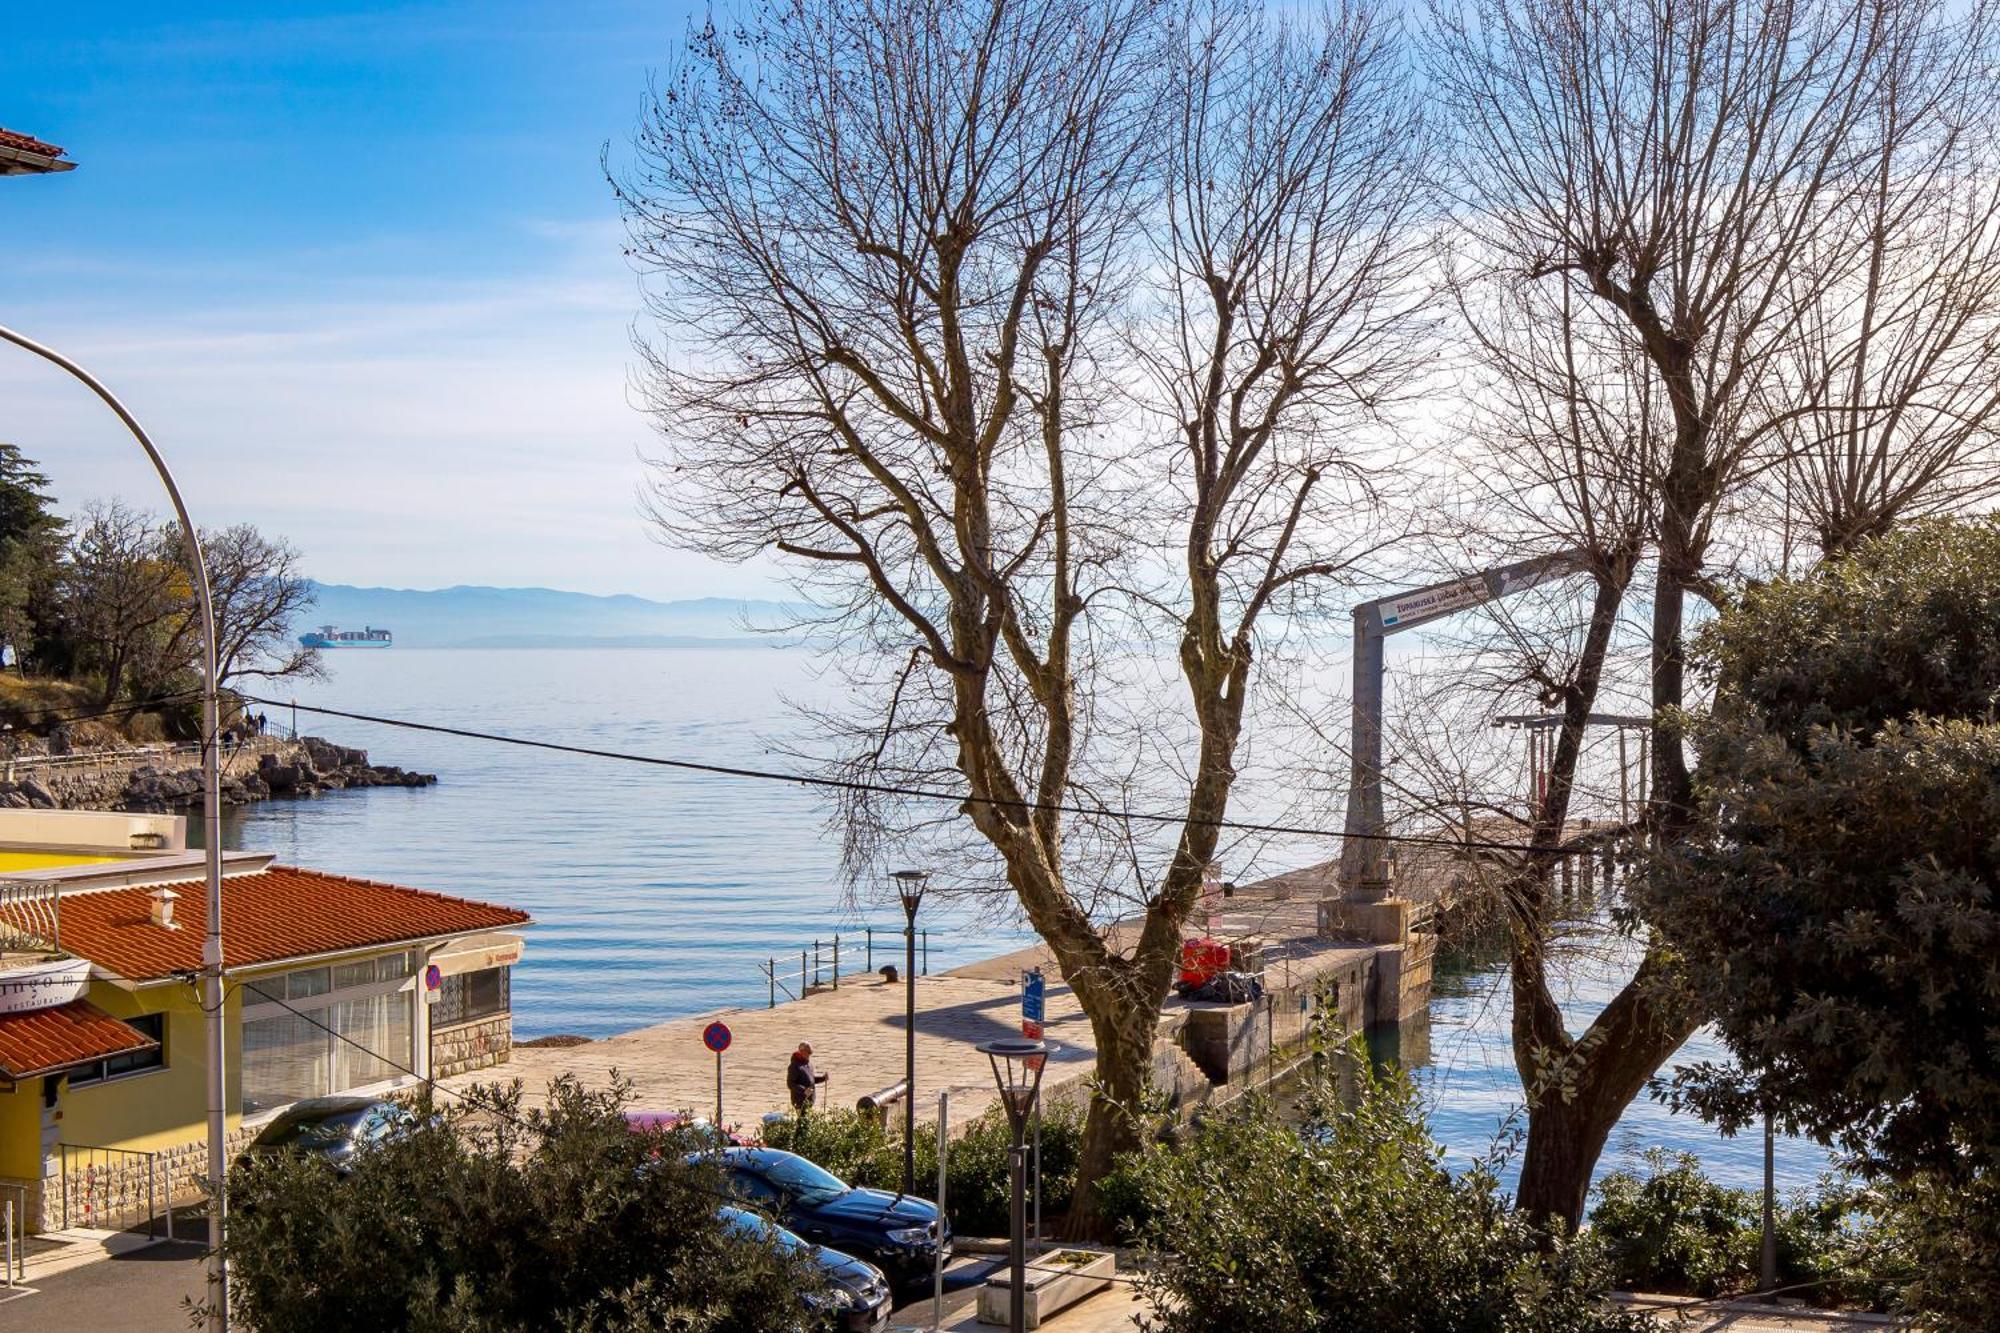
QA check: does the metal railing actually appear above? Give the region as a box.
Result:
[57,1143,171,1240]
[0,1181,26,1287]
[0,878,59,953]
[757,926,932,1008]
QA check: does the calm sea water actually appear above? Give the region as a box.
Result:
[218,646,1826,1193]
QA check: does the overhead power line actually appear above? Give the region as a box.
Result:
[241,694,1616,859]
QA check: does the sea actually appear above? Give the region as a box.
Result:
[216,645,1831,1195]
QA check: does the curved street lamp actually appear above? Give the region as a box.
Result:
[0,323,229,1331]
[977,1035,1056,1333]
[890,868,927,1196]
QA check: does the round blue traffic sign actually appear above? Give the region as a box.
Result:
[702,1021,732,1053]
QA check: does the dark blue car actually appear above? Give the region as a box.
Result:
[719,1206,890,1331]
[706,1147,950,1286]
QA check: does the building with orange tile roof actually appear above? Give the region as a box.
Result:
[0,810,530,1234]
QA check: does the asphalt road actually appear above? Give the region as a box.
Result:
[3,1240,208,1332]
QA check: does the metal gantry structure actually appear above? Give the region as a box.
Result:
[1337,549,1593,897]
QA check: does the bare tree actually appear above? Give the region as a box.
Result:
[163,524,323,690]
[624,0,1431,1229]
[1428,0,2000,1227]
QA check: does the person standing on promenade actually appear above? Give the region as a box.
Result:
[788,1042,828,1113]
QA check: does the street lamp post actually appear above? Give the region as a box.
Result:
[0,323,229,1331]
[891,869,928,1196]
[978,1036,1056,1333]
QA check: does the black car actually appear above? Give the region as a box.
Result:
[244,1096,408,1173]
[719,1206,890,1332]
[705,1147,950,1286]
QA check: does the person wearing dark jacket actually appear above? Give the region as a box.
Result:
[787,1042,828,1112]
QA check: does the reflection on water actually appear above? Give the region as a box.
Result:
[1332,927,1832,1197]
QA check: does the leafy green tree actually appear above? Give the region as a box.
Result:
[1642,517,2000,1176]
[0,444,63,670]
[212,1077,827,1333]
[1120,1048,1641,1333]
[1638,516,2000,1329]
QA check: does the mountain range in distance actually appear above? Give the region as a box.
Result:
[300,583,806,649]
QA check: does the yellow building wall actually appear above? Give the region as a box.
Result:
[53,979,244,1154]
[0,1076,42,1178]
[54,944,423,1155]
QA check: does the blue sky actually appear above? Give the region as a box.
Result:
[1,1,774,599]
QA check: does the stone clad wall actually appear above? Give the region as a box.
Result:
[34,1127,256,1233]
[431,1015,512,1081]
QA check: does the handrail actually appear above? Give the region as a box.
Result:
[0,879,60,953]
[57,1142,167,1241]
[758,925,933,1008]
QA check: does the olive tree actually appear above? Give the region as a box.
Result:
[623,0,1430,1231]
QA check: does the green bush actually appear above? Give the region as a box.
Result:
[1121,1047,1642,1333]
[1586,1154,1927,1311]
[214,1077,826,1333]
[1588,1150,1760,1296]
[760,1098,1086,1236]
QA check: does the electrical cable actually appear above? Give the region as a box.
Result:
[240,693,1611,859]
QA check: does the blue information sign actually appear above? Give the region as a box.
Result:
[1022,969,1046,1025]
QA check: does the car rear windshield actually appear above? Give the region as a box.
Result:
[760,1153,847,1204]
[262,1108,374,1148]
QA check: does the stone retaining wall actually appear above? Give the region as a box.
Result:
[432,1015,512,1081]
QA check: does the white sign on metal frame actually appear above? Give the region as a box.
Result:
[1379,577,1488,628]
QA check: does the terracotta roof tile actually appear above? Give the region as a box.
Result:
[0,1000,156,1079]
[0,127,65,158]
[5,866,530,983]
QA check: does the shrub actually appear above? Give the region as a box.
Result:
[1588,1150,1760,1296]
[212,1076,826,1333]
[1586,1154,1935,1312]
[761,1099,1087,1237]
[1122,1047,1642,1333]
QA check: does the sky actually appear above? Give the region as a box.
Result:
[0,0,781,600]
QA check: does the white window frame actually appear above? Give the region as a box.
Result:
[238,954,420,1122]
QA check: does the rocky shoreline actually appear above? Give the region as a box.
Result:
[2,735,436,814]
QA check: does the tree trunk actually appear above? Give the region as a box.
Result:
[1516,1097,1622,1229]
[1062,978,1166,1239]
[1515,958,1700,1229]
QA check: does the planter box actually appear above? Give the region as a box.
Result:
[977,1247,1116,1328]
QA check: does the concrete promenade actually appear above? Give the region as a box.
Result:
[444,867,1399,1133]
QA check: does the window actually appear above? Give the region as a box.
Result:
[66,1013,165,1087]
[241,955,416,1115]
[434,966,510,1027]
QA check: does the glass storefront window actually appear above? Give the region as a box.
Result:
[240,956,416,1115]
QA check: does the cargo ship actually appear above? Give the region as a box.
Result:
[299,624,393,649]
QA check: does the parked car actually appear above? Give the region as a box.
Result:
[703,1147,950,1286]
[624,1109,748,1147]
[242,1096,409,1174]
[719,1205,891,1332]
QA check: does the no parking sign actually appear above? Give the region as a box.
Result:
[702,1022,731,1131]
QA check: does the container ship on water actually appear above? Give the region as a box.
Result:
[299,624,393,649]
